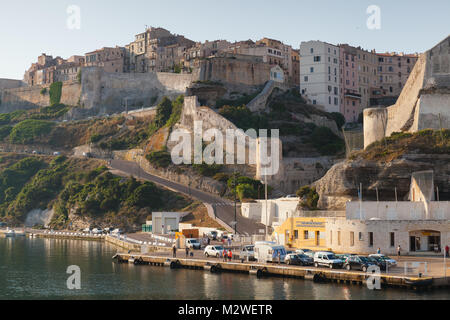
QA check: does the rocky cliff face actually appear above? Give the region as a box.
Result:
[313,154,450,210]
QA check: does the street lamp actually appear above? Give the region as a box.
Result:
[234,168,237,235]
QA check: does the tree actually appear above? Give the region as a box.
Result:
[154,97,173,128]
[330,112,346,128]
[296,186,319,210]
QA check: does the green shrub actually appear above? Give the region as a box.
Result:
[193,163,223,177]
[236,183,257,201]
[146,150,172,168]
[330,112,346,128]
[213,172,230,183]
[40,88,47,95]
[296,186,319,210]
[9,120,55,144]
[49,82,63,105]
[155,97,173,128]
[0,126,12,140]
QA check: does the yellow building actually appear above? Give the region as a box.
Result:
[273,217,330,251]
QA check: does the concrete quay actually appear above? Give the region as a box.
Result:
[113,253,450,291]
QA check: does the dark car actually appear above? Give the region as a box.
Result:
[285,253,314,266]
[344,255,377,272]
[368,256,387,271]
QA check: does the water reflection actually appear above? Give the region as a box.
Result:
[0,238,448,300]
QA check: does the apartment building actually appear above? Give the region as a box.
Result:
[85,47,125,73]
[299,41,341,113]
[24,54,84,86]
[300,40,419,122]
[125,27,195,73]
[372,52,419,106]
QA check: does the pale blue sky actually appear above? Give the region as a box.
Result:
[1,0,448,79]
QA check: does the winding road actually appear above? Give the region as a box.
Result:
[109,159,266,236]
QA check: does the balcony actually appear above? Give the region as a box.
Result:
[344,90,362,99]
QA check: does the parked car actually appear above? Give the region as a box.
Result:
[295,249,312,255]
[368,256,387,271]
[219,234,229,242]
[369,254,397,266]
[303,251,316,259]
[207,231,218,240]
[112,228,123,235]
[204,245,224,258]
[103,227,114,233]
[314,252,344,269]
[285,253,314,266]
[83,227,91,233]
[344,255,377,272]
[285,194,298,198]
[335,253,355,263]
[186,238,201,250]
[0,222,7,228]
[92,228,103,235]
[53,152,61,156]
[239,245,255,261]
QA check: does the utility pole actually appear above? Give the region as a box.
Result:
[265,167,268,241]
[376,187,379,202]
[395,187,398,202]
[234,169,237,235]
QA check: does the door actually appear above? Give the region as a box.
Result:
[415,237,421,251]
[410,236,416,251]
[315,231,320,246]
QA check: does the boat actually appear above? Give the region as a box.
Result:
[5,229,15,237]
[404,277,433,287]
[15,230,26,237]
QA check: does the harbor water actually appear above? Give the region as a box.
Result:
[0,237,448,300]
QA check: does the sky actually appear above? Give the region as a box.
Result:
[0,0,449,79]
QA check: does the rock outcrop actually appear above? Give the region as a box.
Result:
[314,154,450,210]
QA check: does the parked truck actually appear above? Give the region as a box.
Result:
[254,241,287,263]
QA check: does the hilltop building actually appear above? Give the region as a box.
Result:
[300,41,418,122]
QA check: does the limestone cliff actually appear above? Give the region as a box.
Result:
[314,154,450,210]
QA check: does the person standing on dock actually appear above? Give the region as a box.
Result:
[228,250,232,262]
[172,245,177,258]
[445,245,449,258]
[397,245,401,257]
[185,247,189,258]
[377,248,381,254]
[223,249,227,262]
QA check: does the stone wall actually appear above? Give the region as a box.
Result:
[79,67,198,114]
[363,36,450,148]
[0,78,25,90]
[198,55,271,87]
[0,67,198,116]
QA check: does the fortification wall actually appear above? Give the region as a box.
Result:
[0,81,81,113]
[80,67,198,114]
[364,37,450,148]
[199,57,271,87]
[0,78,25,90]
[0,67,197,115]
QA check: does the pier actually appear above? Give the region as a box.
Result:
[113,253,450,291]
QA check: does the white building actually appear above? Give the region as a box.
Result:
[241,197,299,228]
[300,41,341,113]
[151,212,189,235]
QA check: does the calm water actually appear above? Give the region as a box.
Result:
[0,237,448,300]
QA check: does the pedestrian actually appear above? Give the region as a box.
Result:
[377,248,381,254]
[228,237,232,247]
[207,238,210,245]
[228,250,232,262]
[445,245,449,258]
[397,245,401,257]
[185,247,189,258]
[172,245,177,258]
[223,249,227,262]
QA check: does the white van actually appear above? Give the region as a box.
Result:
[186,238,201,250]
[254,241,287,263]
[313,251,343,269]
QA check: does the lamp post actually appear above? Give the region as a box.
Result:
[233,168,237,235]
[264,167,268,241]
